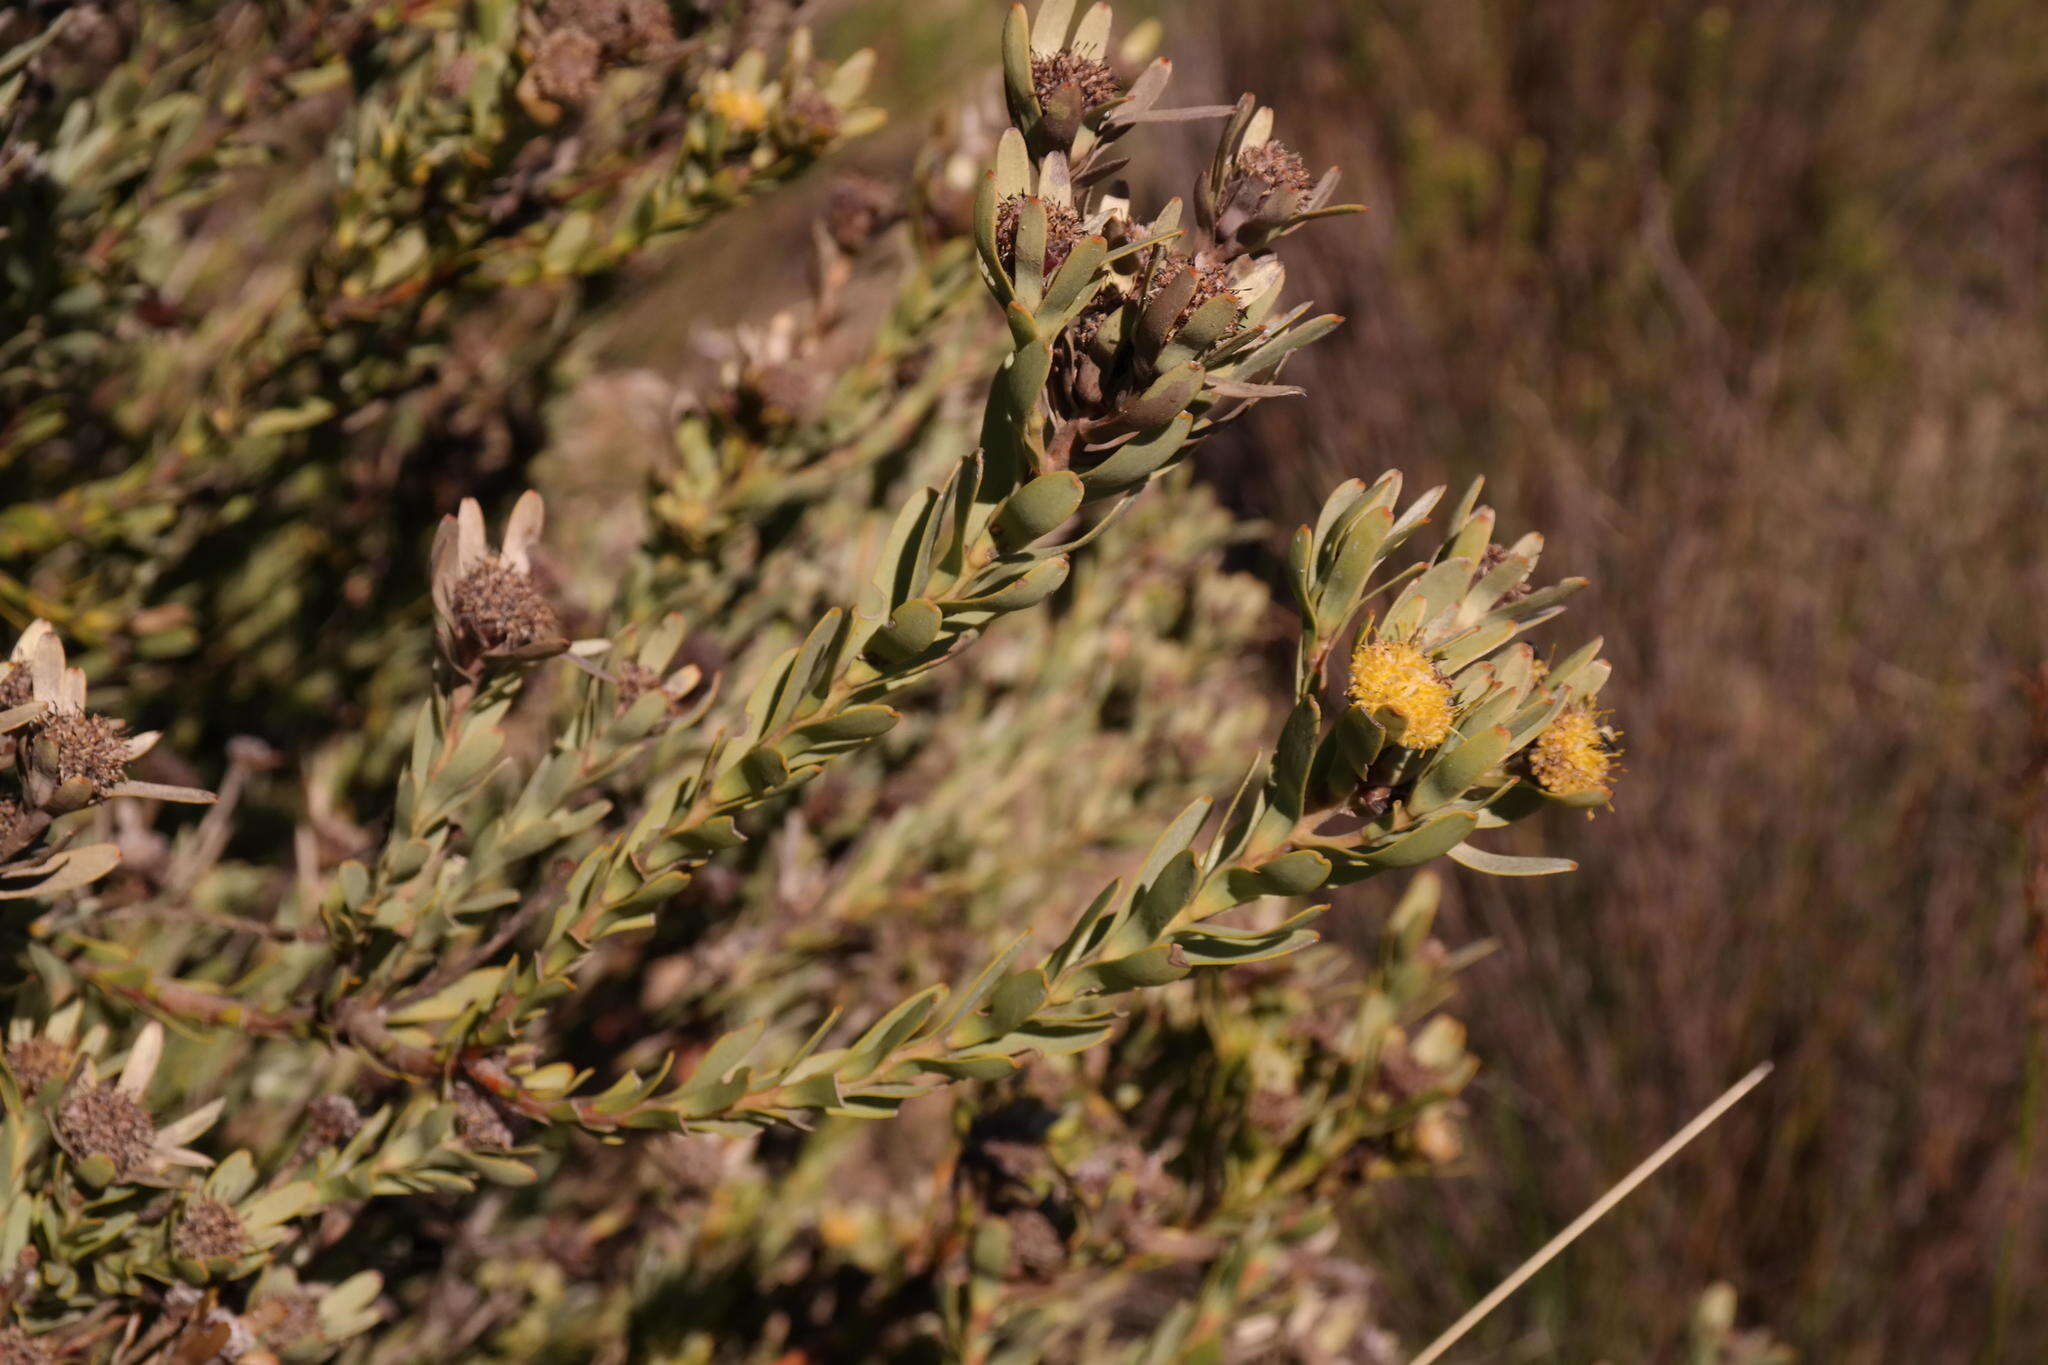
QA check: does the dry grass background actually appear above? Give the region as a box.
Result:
[603,0,2048,1356]
[1180,1,2048,1358]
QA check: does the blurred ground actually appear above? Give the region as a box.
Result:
[607,1,2048,1358]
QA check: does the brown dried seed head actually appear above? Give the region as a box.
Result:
[172,1198,248,1261]
[1029,50,1121,110]
[0,1324,52,1365]
[614,661,663,709]
[1476,543,1534,602]
[0,664,29,711]
[1236,139,1315,194]
[995,195,1085,274]
[662,1133,730,1193]
[0,794,28,844]
[547,0,676,60]
[453,1083,515,1150]
[824,174,898,254]
[300,1095,363,1153]
[5,1036,70,1093]
[735,363,820,430]
[47,4,127,71]
[782,90,842,145]
[529,27,603,105]
[449,557,559,653]
[1377,1031,1437,1100]
[435,52,479,99]
[1248,1086,1304,1138]
[1004,1207,1067,1280]
[1068,287,1125,350]
[259,1292,324,1347]
[31,710,132,795]
[1146,252,1240,328]
[57,1083,155,1176]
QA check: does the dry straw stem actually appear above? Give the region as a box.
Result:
[1410,1062,1774,1365]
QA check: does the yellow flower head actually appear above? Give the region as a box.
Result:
[1530,702,1622,798]
[1347,640,1454,749]
[705,86,768,132]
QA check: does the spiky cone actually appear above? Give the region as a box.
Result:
[430,492,572,680]
[1196,97,1364,260]
[7,620,212,817]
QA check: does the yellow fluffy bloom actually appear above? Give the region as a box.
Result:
[705,86,768,132]
[1530,702,1621,797]
[1347,640,1455,749]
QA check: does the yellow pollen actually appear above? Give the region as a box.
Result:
[706,87,768,132]
[1531,702,1621,798]
[1347,640,1455,749]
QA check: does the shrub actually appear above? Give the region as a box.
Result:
[0,2,1618,1357]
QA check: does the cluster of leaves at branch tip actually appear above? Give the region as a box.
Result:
[0,0,1623,1357]
[1,624,212,901]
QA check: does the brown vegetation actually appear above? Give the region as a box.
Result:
[1183,0,2048,1355]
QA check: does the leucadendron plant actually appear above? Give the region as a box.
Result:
[0,1,1623,1358]
[0,0,879,777]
